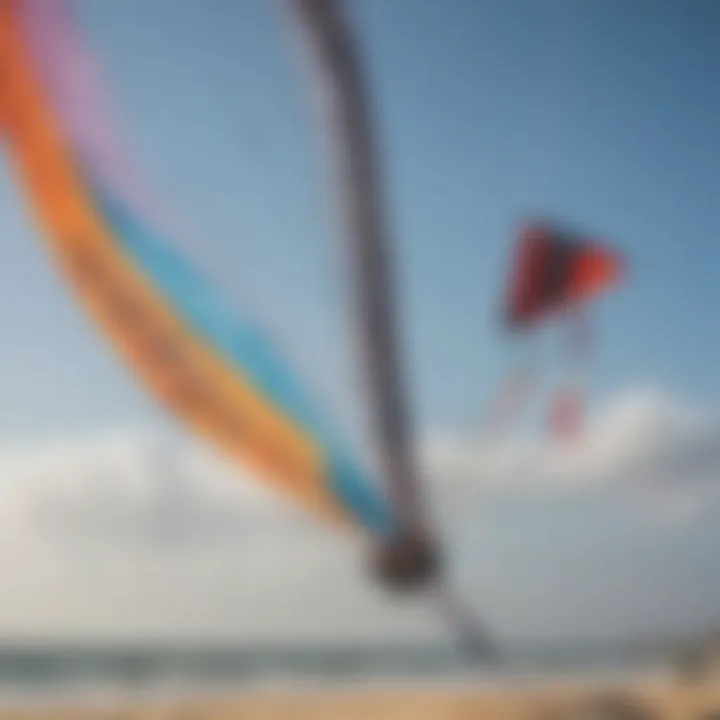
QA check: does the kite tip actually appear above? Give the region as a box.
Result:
[370,533,442,592]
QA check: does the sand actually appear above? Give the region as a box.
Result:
[0,677,718,719]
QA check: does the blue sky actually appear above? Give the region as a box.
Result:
[0,0,717,439]
[0,0,717,645]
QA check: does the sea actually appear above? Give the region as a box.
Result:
[0,638,693,704]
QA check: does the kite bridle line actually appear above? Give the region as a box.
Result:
[547,302,591,441]
[286,0,500,661]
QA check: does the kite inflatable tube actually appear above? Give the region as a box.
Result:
[0,0,393,535]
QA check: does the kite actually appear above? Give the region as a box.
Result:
[0,0,499,658]
[488,220,624,441]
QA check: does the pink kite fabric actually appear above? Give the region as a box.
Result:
[19,0,168,223]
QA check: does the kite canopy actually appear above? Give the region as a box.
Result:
[505,221,623,330]
[0,0,394,537]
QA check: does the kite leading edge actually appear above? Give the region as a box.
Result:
[287,0,501,660]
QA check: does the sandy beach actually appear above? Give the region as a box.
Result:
[0,677,718,719]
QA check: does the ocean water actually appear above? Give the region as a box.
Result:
[0,639,688,702]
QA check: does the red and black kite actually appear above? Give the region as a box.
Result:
[487,221,624,442]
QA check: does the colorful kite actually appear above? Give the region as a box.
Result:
[0,0,511,657]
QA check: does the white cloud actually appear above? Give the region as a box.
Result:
[423,386,720,492]
[0,426,440,641]
[0,386,717,642]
